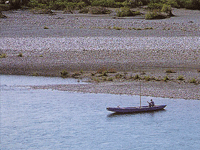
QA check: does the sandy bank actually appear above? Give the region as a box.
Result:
[0,9,200,100]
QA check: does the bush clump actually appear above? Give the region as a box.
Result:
[145,3,173,19]
[91,0,116,8]
[18,53,23,57]
[60,70,69,78]
[189,78,196,83]
[145,10,167,20]
[80,6,111,14]
[163,76,169,82]
[177,75,184,80]
[117,7,140,17]
[0,53,7,58]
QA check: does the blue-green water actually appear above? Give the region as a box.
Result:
[1,75,200,150]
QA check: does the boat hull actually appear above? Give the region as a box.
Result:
[107,105,167,113]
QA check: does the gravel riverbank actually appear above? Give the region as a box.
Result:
[0,9,200,100]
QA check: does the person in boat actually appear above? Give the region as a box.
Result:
[150,99,155,107]
[147,99,155,107]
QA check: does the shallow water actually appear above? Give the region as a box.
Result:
[1,75,200,150]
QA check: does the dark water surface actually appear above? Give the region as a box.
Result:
[1,75,200,150]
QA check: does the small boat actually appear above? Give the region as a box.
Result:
[106,105,167,113]
[106,73,167,114]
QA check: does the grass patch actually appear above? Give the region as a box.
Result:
[0,53,7,58]
[189,78,196,83]
[134,74,141,80]
[117,7,140,17]
[145,11,167,20]
[144,76,151,81]
[60,70,69,78]
[177,75,184,80]
[80,69,83,74]
[102,71,108,76]
[113,26,123,30]
[163,76,169,82]
[44,26,49,29]
[107,77,113,81]
[72,72,81,78]
[18,53,23,57]
[79,6,111,14]
[144,27,153,30]
[32,72,39,76]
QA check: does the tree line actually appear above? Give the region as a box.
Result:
[1,0,200,10]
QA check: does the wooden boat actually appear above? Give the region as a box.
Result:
[106,72,167,114]
[106,105,167,113]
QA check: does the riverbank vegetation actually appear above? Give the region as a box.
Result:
[1,0,200,12]
[58,68,199,84]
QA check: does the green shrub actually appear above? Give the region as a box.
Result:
[145,10,166,19]
[107,77,113,81]
[60,70,69,77]
[28,0,47,9]
[77,1,87,9]
[144,27,153,30]
[134,74,140,80]
[72,72,81,78]
[144,76,151,81]
[161,4,173,16]
[79,7,89,13]
[147,2,163,10]
[89,6,111,14]
[145,11,159,19]
[102,71,108,76]
[184,0,200,10]
[44,26,49,29]
[117,7,140,17]
[0,53,7,58]
[163,76,169,81]
[177,75,184,80]
[32,72,39,76]
[91,0,116,7]
[189,78,196,83]
[113,26,123,30]
[166,0,179,8]
[18,53,23,57]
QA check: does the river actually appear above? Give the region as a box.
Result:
[1,75,200,150]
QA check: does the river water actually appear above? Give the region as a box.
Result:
[1,75,200,150]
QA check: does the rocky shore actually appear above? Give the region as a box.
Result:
[0,9,200,100]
